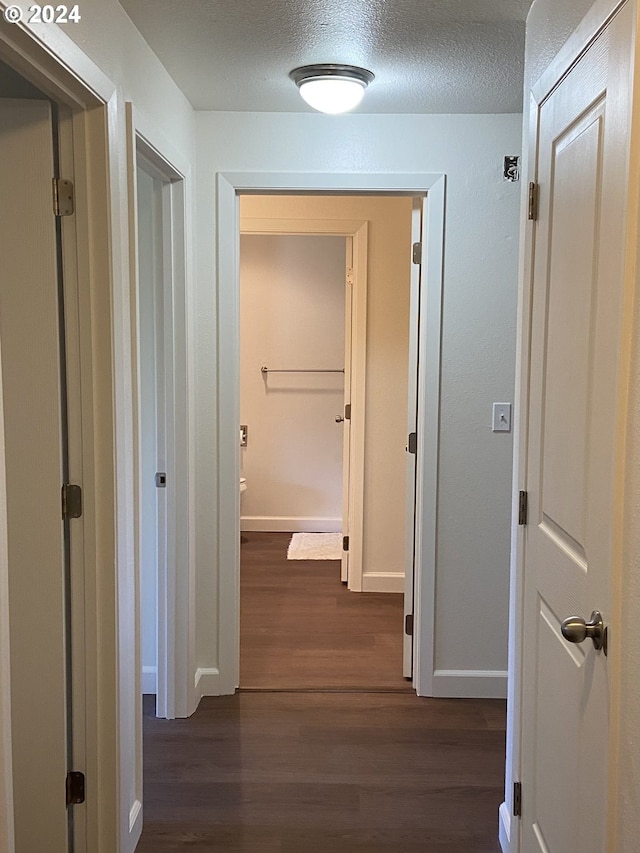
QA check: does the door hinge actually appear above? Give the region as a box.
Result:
[518,490,528,525]
[62,484,82,519]
[53,178,74,217]
[405,614,414,636]
[412,242,422,265]
[345,404,351,420]
[66,771,85,806]
[407,432,417,455]
[343,535,349,552]
[346,267,354,286]
[528,182,539,221]
[513,781,522,817]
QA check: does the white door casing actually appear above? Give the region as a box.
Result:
[218,173,445,698]
[341,239,354,584]
[0,98,69,851]
[519,5,634,851]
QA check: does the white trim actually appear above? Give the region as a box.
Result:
[215,171,446,700]
[141,667,157,695]
[432,670,508,699]
[361,573,405,594]
[239,215,368,591]
[241,516,342,533]
[499,801,515,853]
[127,103,196,721]
[194,667,222,701]
[412,176,446,698]
[128,799,143,836]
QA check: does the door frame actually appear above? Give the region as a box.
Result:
[238,215,368,591]
[0,17,140,853]
[127,103,196,720]
[216,172,445,697]
[502,0,640,849]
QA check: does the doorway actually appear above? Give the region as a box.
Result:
[234,193,440,688]
[130,116,193,721]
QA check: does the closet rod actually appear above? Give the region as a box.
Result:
[260,365,344,374]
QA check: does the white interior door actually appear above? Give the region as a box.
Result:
[0,98,69,851]
[403,198,423,677]
[520,8,633,850]
[341,240,353,583]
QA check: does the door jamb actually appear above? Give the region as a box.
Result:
[126,103,196,721]
[215,172,446,698]
[238,215,368,592]
[0,18,137,852]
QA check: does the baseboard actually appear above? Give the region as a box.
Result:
[142,666,156,694]
[499,801,515,852]
[125,799,143,853]
[361,572,404,593]
[241,516,341,533]
[194,666,238,700]
[432,669,508,699]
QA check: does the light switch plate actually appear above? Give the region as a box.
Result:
[492,403,511,432]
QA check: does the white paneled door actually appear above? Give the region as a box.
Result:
[520,6,633,851]
[0,99,70,849]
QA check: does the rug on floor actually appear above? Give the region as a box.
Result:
[287,532,342,560]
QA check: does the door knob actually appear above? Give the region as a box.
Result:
[335,416,344,423]
[560,610,607,654]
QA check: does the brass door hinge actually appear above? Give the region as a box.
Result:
[53,178,74,216]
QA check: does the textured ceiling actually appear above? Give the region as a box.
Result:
[119,0,533,113]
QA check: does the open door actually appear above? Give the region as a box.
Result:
[403,198,425,678]
[0,98,70,851]
[341,239,354,583]
[520,7,633,849]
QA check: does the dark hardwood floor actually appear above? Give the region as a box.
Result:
[240,532,410,690]
[137,532,506,852]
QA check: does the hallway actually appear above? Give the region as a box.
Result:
[137,534,505,851]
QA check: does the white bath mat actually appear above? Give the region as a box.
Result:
[287,532,342,561]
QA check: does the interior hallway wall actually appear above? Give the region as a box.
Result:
[240,234,346,532]
[195,112,521,696]
[241,195,413,592]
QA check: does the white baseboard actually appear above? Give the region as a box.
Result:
[432,669,508,699]
[142,666,156,694]
[194,666,238,701]
[361,572,404,593]
[241,516,341,533]
[499,801,515,852]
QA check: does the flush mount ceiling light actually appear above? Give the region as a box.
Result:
[289,64,374,114]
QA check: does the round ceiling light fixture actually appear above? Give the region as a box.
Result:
[289,64,375,114]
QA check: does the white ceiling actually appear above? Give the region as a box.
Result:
[119,0,533,113]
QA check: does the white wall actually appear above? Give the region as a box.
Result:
[194,112,521,690]
[240,233,346,531]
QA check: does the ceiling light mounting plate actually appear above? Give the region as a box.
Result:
[289,63,375,87]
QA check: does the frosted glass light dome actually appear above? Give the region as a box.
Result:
[290,65,374,115]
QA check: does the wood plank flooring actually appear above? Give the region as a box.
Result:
[240,532,409,690]
[137,532,506,852]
